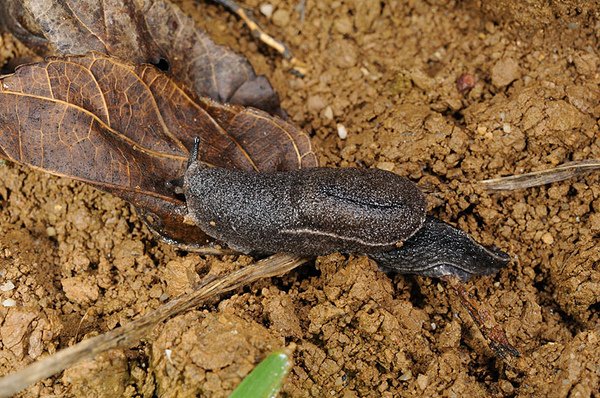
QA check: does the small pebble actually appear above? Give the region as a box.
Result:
[541,232,554,245]
[399,370,412,381]
[329,39,358,69]
[323,106,333,120]
[491,58,521,88]
[333,17,353,34]
[165,349,173,363]
[0,280,15,292]
[336,123,348,139]
[46,226,57,237]
[502,123,512,133]
[499,380,515,394]
[411,69,433,90]
[259,3,274,18]
[416,374,429,390]
[456,73,477,94]
[376,162,395,172]
[272,8,290,27]
[2,298,16,307]
[307,95,326,112]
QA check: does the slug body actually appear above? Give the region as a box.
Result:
[183,163,426,256]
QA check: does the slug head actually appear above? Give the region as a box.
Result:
[371,216,510,281]
[167,137,202,197]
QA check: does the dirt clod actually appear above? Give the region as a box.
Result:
[491,58,521,88]
[552,238,600,326]
[62,350,130,398]
[151,312,283,397]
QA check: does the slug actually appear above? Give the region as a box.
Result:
[183,143,426,256]
[183,139,510,280]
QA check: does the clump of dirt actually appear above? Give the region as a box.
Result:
[1,0,599,397]
[551,238,600,326]
[151,311,283,397]
[62,349,131,397]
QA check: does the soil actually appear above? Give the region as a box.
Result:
[1,0,599,397]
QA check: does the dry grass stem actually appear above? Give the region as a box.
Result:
[480,160,600,190]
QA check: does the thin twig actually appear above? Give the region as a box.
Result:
[0,253,308,398]
[444,276,520,359]
[211,0,308,76]
[480,159,600,191]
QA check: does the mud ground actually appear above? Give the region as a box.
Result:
[0,0,599,397]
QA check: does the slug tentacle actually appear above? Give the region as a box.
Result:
[187,137,201,169]
[371,216,510,281]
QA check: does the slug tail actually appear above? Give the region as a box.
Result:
[371,216,510,281]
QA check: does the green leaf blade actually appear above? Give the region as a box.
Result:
[230,349,293,398]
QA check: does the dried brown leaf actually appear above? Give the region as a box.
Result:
[0,0,284,115]
[0,52,316,244]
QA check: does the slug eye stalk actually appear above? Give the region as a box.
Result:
[187,137,201,169]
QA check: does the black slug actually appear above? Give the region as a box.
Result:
[183,139,510,279]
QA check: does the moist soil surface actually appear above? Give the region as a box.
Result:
[1,1,599,397]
